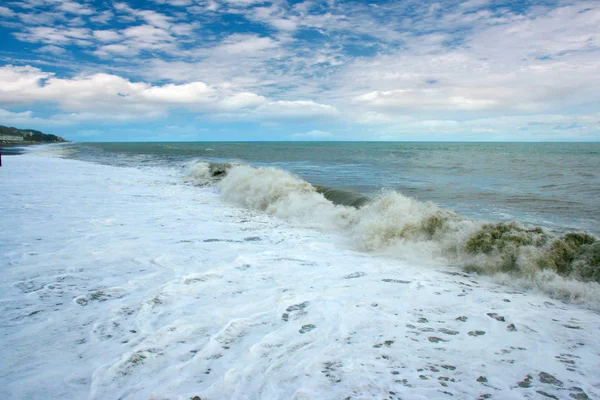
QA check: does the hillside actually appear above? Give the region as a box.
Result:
[0,125,67,144]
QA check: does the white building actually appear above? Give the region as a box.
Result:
[0,135,25,142]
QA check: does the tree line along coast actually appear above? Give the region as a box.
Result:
[0,124,68,144]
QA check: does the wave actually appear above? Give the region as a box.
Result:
[185,161,233,186]
[187,162,600,307]
[314,186,371,208]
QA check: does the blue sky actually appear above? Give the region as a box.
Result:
[0,0,598,141]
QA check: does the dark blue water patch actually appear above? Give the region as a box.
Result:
[0,145,30,155]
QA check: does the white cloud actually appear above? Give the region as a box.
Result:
[0,65,269,121]
[339,2,600,120]
[136,9,173,29]
[169,22,200,36]
[14,26,92,45]
[289,129,334,139]
[466,2,599,62]
[90,23,198,58]
[369,114,600,141]
[123,24,172,41]
[93,30,121,42]
[16,11,62,25]
[37,45,67,55]
[254,100,340,122]
[1,0,598,140]
[57,1,95,16]
[140,82,216,104]
[0,6,16,18]
[90,10,113,24]
[251,5,298,31]
[153,0,194,7]
[0,108,37,124]
[0,65,53,99]
[0,108,70,127]
[93,43,137,57]
[356,89,498,112]
[112,3,197,35]
[218,34,279,54]
[218,92,267,110]
[270,18,297,31]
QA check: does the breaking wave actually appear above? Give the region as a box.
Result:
[188,162,600,307]
[185,161,233,186]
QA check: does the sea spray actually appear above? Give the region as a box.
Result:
[185,161,233,186]
[188,161,600,305]
[218,164,354,225]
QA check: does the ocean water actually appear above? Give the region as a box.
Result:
[69,142,600,235]
[63,141,600,287]
[1,144,599,399]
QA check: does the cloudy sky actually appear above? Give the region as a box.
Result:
[0,0,598,141]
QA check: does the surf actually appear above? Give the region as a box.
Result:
[188,161,600,307]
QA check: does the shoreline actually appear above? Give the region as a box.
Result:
[0,143,31,155]
[1,153,599,399]
[0,142,71,156]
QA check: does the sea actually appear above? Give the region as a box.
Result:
[65,141,600,236]
[1,141,599,399]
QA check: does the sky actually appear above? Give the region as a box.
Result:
[0,0,599,142]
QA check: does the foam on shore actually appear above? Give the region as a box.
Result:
[188,162,600,306]
[1,153,599,400]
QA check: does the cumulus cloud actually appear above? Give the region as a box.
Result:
[0,64,340,124]
[0,65,268,121]
[0,65,53,100]
[219,92,267,110]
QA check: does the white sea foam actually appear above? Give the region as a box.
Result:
[185,160,212,185]
[219,165,353,227]
[212,163,600,306]
[2,154,600,399]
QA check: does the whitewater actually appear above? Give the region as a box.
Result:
[1,148,599,400]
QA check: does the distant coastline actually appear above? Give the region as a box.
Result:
[0,124,68,145]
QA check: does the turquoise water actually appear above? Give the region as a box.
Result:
[67,142,600,235]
